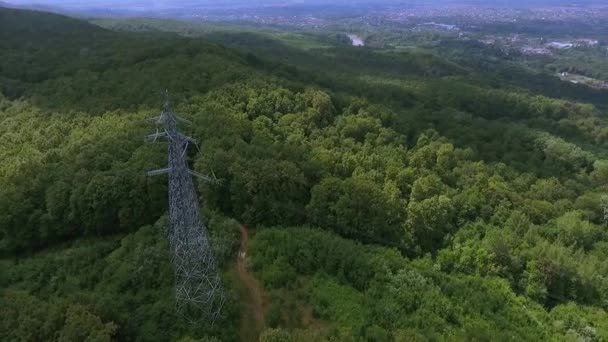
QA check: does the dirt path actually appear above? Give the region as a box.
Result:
[235,225,265,341]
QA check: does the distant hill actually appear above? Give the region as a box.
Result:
[0,1,70,13]
[0,6,256,110]
[1,0,606,20]
[0,6,102,34]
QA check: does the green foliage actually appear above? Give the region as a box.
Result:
[308,176,404,245]
[2,219,241,341]
[250,227,607,340]
[259,328,296,342]
[406,195,455,254]
[1,290,117,342]
[2,7,607,341]
[550,303,608,342]
[0,102,164,254]
[308,275,366,331]
[58,304,118,342]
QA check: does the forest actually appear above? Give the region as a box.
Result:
[1,6,608,341]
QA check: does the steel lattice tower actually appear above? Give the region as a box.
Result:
[146,91,224,322]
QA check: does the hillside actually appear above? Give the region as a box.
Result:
[1,7,607,341]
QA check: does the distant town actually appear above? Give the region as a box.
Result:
[3,0,607,89]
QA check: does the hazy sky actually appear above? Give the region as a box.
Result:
[3,0,606,8]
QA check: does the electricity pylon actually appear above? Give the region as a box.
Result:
[146,91,223,322]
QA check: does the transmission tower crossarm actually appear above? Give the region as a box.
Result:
[146,130,171,142]
[179,133,198,144]
[146,113,165,124]
[188,169,221,184]
[174,115,193,125]
[147,167,171,176]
